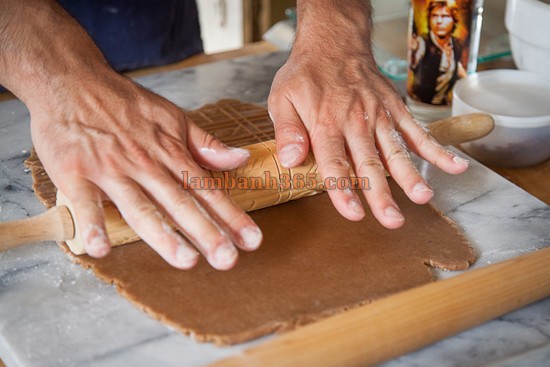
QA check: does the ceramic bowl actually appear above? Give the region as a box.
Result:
[505,0,550,77]
[452,70,550,167]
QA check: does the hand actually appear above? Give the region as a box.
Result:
[268,0,469,229]
[30,72,262,270]
[0,0,262,270]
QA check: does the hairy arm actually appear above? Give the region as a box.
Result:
[0,0,262,270]
[269,0,469,228]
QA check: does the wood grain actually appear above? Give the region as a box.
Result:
[489,160,550,205]
[2,42,548,203]
[210,246,550,367]
[18,105,491,255]
[1,42,548,366]
[0,206,74,252]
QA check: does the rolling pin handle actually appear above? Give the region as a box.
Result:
[428,113,494,146]
[0,205,74,252]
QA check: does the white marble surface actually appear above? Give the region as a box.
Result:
[0,52,549,367]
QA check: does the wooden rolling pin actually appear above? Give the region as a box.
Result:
[209,246,550,367]
[0,113,494,254]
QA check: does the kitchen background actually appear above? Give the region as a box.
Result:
[197,0,506,54]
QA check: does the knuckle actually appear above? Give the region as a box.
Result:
[356,157,385,175]
[349,108,368,125]
[131,202,158,222]
[418,132,438,151]
[199,131,220,150]
[277,124,303,141]
[158,133,186,158]
[431,150,451,168]
[324,158,350,174]
[391,108,410,127]
[198,186,225,205]
[61,160,88,176]
[369,100,381,114]
[102,152,125,174]
[113,181,144,208]
[386,147,409,165]
[125,141,155,168]
[72,197,101,213]
[172,194,197,216]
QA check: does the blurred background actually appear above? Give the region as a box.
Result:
[198,0,510,87]
[198,0,507,55]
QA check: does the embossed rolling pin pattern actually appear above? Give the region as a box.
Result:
[0,113,494,255]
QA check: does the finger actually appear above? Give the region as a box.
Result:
[62,180,111,258]
[268,95,310,168]
[133,167,241,271]
[185,169,263,252]
[391,106,469,174]
[345,119,405,229]
[100,178,200,270]
[376,123,434,205]
[310,128,365,221]
[165,151,263,252]
[186,122,250,171]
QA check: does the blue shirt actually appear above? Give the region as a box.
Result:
[58,0,203,71]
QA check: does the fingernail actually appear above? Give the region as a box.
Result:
[83,225,110,257]
[213,243,238,268]
[229,147,250,158]
[88,236,110,256]
[452,154,469,166]
[176,246,199,268]
[348,198,365,217]
[240,226,263,250]
[384,206,404,221]
[412,182,433,195]
[278,144,302,167]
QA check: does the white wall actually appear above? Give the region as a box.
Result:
[197,0,244,54]
[371,0,410,21]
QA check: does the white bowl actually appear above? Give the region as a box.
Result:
[452,70,550,167]
[506,0,550,77]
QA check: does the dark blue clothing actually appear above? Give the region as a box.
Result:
[409,34,462,105]
[58,0,203,71]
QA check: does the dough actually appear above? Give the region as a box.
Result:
[27,100,476,345]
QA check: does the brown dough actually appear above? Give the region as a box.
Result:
[26,100,476,345]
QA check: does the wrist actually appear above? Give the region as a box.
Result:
[0,0,112,106]
[293,0,374,59]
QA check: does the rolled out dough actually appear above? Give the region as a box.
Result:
[27,100,476,345]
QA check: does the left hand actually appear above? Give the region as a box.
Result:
[268,13,468,229]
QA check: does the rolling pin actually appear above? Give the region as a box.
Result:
[209,246,550,367]
[0,113,494,255]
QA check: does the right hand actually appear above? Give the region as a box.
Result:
[0,0,262,270]
[30,72,263,270]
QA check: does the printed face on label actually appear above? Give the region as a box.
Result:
[430,7,454,38]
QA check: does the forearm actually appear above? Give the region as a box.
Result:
[294,0,374,59]
[0,0,113,107]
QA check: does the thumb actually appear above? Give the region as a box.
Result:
[186,122,250,171]
[268,96,310,168]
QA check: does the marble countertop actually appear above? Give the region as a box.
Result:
[0,52,549,367]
